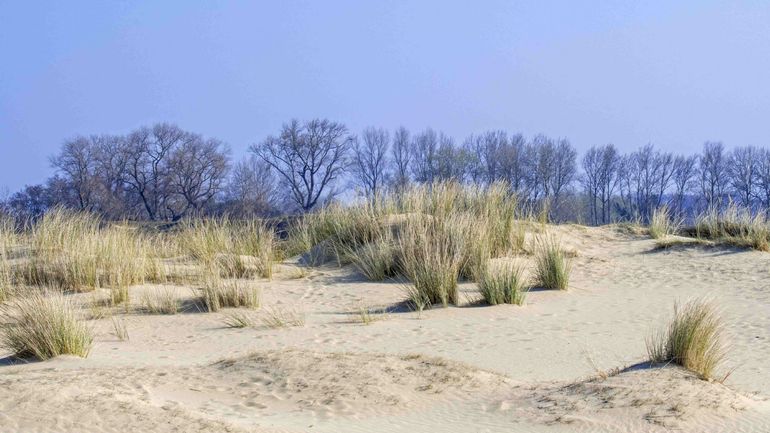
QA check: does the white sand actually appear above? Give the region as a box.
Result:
[2,225,770,432]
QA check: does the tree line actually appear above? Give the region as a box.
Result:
[2,119,768,224]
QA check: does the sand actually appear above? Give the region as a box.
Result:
[2,225,770,432]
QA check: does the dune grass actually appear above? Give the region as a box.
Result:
[347,231,398,281]
[534,235,571,290]
[691,203,770,251]
[260,306,305,328]
[0,291,93,360]
[649,205,680,239]
[478,259,527,305]
[222,310,256,328]
[177,217,276,279]
[397,213,470,307]
[199,273,261,312]
[646,299,726,380]
[140,287,180,314]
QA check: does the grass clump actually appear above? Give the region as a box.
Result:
[478,259,527,305]
[347,231,398,281]
[646,299,726,380]
[260,306,305,329]
[140,287,179,314]
[693,203,770,251]
[200,274,261,312]
[534,235,571,290]
[0,291,93,360]
[222,311,256,328]
[649,205,680,239]
[397,214,469,307]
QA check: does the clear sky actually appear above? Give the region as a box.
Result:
[2,1,770,192]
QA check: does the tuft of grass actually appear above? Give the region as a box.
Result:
[260,306,305,329]
[111,317,129,341]
[355,304,387,325]
[693,203,770,251]
[646,299,726,380]
[397,214,469,307]
[222,310,256,328]
[199,273,261,312]
[140,287,179,314]
[347,231,398,281]
[534,235,571,290]
[0,291,93,360]
[649,205,680,239]
[478,259,527,305]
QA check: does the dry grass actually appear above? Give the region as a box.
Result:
[646,299,726,380]
[397,213,469,307]
[354,304,388,325]
[199,273,261,312]
[478,259,527,305]
[111,317,129,341]
[222,310,256,328]
[177,217,276,279]
[693,203,770,251]
[534,235,571,290]
[140,287,180,314]
[347,231,398,281]
[20,209,156,292]
[649,205,680,239]
[260,306,305,328]
[0,291,93,360]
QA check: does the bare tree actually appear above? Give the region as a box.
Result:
[434,133,467,182]
[699,141,728,211]
[728,146,759,207]
[619,144,674,222]
[352,127,389,199]
[581,146,603,225]
[498,133,529,196]
[251,119,352,212]
[597,144,620,224]
[50,137,99,211]
[756,149,770,211]
[671,154,698,217]
[222,155,278,217]
[122,123,190,220]
[390,127,411,191]
[167,136,230,218]
[411,129,439,183]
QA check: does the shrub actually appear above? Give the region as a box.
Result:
[0,291,93,360]
[534,235,571,290]
[646,299,725,380]
[478,259,527,305]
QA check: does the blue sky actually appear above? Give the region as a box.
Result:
[2,1,770,192]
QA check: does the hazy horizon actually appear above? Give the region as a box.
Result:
[3,0,770,192]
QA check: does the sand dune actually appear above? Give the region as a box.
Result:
[2,225,770,432]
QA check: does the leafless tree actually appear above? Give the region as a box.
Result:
[756,149,770,211]
[727,146,759,207]
[167,136,230,218]
[411,129,438,183]
[352,127,390,199]
[122,123,190,220]
[390,127,411,191]
[671,154,698,217]
[581,146,603,225]
[251,119,352,212]
[50,137,99,211]
[597,144,621,224]
[498,133,529,196]
[619,144,674,222]
[699,141,728,211]
[222,155,278,217]
[434,133,467,182]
